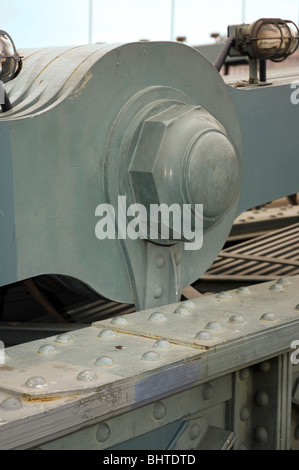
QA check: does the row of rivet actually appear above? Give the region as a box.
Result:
[238,205,296,222]
[253,361,272,446]
[0,334,175,411]
[152,252,180,300]
[95,382,214,444]
[136,273,292,331]
[237,362,271,450]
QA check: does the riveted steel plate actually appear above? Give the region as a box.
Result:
[94,276,299,348]
[1,277,299,449]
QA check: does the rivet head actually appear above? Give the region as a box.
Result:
[141,351,160,362]
[153,287,163,299]
[96,423,111,443]
[77,370,98,382]
[111,317,128,325]
[38,344,58,355]
[236,287,251,294]
[240,406,249,422]
[94,356,114,368]
[239,368,250,381]
[153,340,171,350]
[257,361,271,373]
[195,331,212,341]
[229,315,244,324]
[149,312,166,321]
[173,307,191,316]
[153,401,167,420]
[25,376,47,389]
[180,300,195,310]
[205,322,221,330]
[55,333,74,344]
[1,397,23,411]
[277,278,290,286]
[254,426,268,444]
[295,305,299,311]
[189,424,201,440]
[98,329,116,339]
[269,283,283,292]
[155,255,165,268]
[202,383,214,401]
[255,391,269,407]
[216,291,232,299]
[260,313,276,322]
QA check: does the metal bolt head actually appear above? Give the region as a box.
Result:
[269,283,283,292]
[1,397,23,411]
[129,103,240,239]
[195,331,212,341]
[277,278,290,286]
[236,286,251,294]
[153,401,167,420]
[260,313,276,322]
[255,391,269,407]
[148,312,166,322]
[240,406,250,422]
[216,291,232,299]
[96,423,111,443]
[141,351,160,362]
[55,333,74,344]
[38,344,58,355]
[173,306,191,316]
[229,315,244,324]
[98,329,116,339]
[254,426,268,444]
[205,322,221,330]
[94,356,114,368]
[180,300,195,310]
[153,340,171,350]
[257,361,271,373]
[111,317,128,325]
[77,370,98,382]
[189,423,201,440]
[239,368,250,381]
[25,376,47,389]
[202,383,214,401]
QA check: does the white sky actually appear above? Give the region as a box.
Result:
[1,0,299,49]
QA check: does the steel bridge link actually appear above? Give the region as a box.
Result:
[231,356,292,450]
[0,277,298,450]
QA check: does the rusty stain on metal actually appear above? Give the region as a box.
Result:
[21,393,79,403]
[67,70,93,101]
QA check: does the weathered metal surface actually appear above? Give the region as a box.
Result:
[0,276,298,449]
[0,41,298,310]
[0,42,244,310]
[230,203,299,240]
[95,275,299,349]
[39,377,232,450]
[202,222,299,284]
[226,68,299,213]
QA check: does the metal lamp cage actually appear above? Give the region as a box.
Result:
[0,30,22,83]
[247,18,299,62]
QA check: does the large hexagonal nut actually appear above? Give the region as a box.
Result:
[129,103,240,239]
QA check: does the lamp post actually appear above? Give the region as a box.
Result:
[242,0,246,23]
[170,0,176,41]
[89,0,94,44]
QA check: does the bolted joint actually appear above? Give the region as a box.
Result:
[129,102,240,240]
